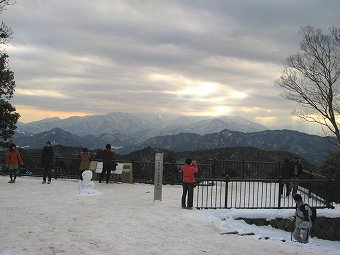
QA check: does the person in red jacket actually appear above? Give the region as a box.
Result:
[181,158,199,209]
[5,143,24,183]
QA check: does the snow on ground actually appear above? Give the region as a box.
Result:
[1,176,340,255]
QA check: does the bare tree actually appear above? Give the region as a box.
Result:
[0,0,15,12]
[0,0,14,44]
[276,26,340,143]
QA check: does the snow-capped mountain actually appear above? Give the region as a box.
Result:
[16,112,268,138]
[14,112,340,165]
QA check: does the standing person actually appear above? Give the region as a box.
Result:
[292,157,303,194]
[5,143,23,183]
[279,158,293,196]
[181,158,199,209]
[79,148,91,180]
[98,144,115,184]
[41,141,54,184]
[292,193,312,243]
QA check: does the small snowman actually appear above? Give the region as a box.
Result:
[79,170,96,195]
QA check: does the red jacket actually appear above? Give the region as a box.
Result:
[182,161,199,184]
[5,150,23,165]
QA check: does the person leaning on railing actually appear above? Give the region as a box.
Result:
[279,157,293,196]
[291,157,303,194]
[98,144,116,184]
[181,158,199,209]
[79,148,91,181]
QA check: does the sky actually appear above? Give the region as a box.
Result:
[1,0,340,132]
[1,175,340,254]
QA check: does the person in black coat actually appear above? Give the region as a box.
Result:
[279,158,293,196]
[98,144,117,184]
[292,157,303,194]
[41,141,54,184]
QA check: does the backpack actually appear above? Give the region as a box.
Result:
[300,203,317,222]
[310,206,317,222]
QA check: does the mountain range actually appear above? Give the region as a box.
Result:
[16,112,267,138]
[12,112,340,165]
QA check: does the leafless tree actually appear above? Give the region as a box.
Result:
[0,0,15,13]
[276,26,340,143]
[0,0,14,45]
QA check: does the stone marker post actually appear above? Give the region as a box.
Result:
[154,153,164,202]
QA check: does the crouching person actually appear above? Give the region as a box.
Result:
[293,193,312,243]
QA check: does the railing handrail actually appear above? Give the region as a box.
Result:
[302,169,329,179]
[196,177,330,183]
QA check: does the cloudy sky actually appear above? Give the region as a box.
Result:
[1,0,340,132]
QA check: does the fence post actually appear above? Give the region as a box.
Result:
[326,175,335,208]
[242,160,245,179]
[224,175,229,208]
[308,170,313,198]
[54,156,59,179]
[278,176,282,209]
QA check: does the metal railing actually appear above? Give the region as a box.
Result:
[1,156,185,183]
[195,177,334,209]
[0,156,284,182]
[205,159,280,178]
[1,155,337,208]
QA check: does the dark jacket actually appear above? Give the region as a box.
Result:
[280,162,293,179]
[102,149,116,170]
[102,149,114,164]
[41,146,54,168]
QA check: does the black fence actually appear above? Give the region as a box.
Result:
[0,156,185,183]
[204,159,280,179]
[0,156,280,181]
[195,177,334,209]
[18,156,82,179]
[1,155,337,209]
[132,161,212,184]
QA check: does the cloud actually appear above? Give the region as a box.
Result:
[16,88,68,98]
[1,0,339,131]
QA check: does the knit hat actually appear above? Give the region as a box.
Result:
[293,193,302,201]
[185,158,192,165]
[46,141,51,145]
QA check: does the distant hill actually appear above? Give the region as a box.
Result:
[122,129,340,165]
[118,146,316,173]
